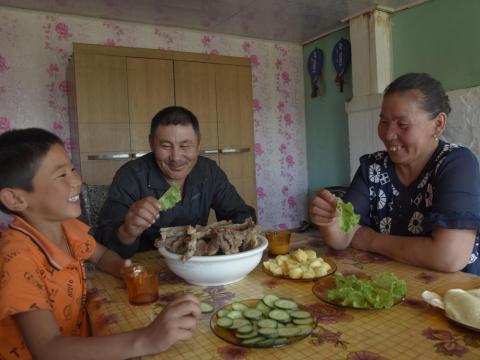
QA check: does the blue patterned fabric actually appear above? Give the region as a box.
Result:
[344,141,480,275]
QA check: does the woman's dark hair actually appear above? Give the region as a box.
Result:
[149,106,201,141]
[0,128,63,192]
[384,73,451,118]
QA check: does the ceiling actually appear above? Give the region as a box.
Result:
[0,0,426,43]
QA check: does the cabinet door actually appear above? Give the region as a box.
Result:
[216,64,257,209]
[127,58,175,151]
[174,61,218,152]
[74,53,130,184]
[75,53,130,152]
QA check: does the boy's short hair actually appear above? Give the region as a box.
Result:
[0,128,63,213]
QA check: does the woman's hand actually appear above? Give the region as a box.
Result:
[350,226,376,252]
[309,189,339,228]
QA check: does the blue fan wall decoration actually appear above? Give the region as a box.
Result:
[332,38,351,92]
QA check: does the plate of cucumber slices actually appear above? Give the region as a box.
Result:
[210,294,316,348]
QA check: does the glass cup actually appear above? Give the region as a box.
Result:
[265,230,291,256]
[123,263,158,305]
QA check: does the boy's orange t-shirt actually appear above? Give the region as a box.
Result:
[0,216,96,359]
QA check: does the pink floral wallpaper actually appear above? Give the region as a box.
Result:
[0,7,307,231]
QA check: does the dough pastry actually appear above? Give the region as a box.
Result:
[444,288,480,328]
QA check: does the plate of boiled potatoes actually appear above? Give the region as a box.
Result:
[262,248,336,281]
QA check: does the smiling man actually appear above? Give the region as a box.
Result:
[95,106,256,258]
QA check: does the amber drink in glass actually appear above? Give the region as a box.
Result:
[124,264,158,305]
[266,230,291,255]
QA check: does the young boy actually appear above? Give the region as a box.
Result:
[0,128,201,359]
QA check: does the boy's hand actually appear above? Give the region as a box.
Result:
[144,294,201,353]
[309,189,339,227]
[119,259,132,278]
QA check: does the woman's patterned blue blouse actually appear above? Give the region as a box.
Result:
[344,141,480,275]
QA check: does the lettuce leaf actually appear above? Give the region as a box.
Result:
[327,272,406,309]
[158,183,181,211]
[336,197,360,234]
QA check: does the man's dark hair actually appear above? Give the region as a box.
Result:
[384,73,451,118]
[0,128,63,213]
[149,106,201,142]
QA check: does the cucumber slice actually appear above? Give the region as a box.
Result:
[273,337,289,346]
[256,300,271,315]
[258,327,279,338]
[290,310,311,319]
[200,302,214,313]
[257,338,274,346]
[274,299,298,310]
[293,317,313,325]
[216,317,233,328]
[236,324,254,334]
[226,310,243,319]
[296,325,314,336]
[242,336,266,345]
[235,330,259,339]
[231,302,249,312]
[217,309,228,317]
[269,309,291,323]
[243,309,263,320]
[230,319,251,329]
[278,327,301,337]
[262,294,279,308]
[257,319,278,328]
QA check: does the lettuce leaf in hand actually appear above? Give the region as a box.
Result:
[336,197,360,234]
[327,272,406,309]
[158,183,181,211]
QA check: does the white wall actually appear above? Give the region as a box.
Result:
[347,86,480,177]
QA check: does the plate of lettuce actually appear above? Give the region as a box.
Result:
[313,272,406,309]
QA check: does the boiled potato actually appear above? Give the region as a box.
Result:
[305,250,317,260]
[308,259,324,268]
[264,248,331,279]
[314,267,327,277]
[302,268,316,279]
[293,248,308,263]
[288,267,303,279]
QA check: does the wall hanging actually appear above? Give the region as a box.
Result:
[332,38,351,92]
[307,48,324,98]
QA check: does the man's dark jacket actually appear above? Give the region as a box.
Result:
[94,153,257,258]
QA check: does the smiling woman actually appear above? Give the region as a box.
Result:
[310,73,480,276]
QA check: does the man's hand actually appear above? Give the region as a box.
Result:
[118,196,161,244]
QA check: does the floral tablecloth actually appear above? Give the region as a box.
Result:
[87,232,480,360]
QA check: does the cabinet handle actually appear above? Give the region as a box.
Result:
[131,152,148,158]
[201,149,219,154]
[219,147,250,154]
[87,153,131,160]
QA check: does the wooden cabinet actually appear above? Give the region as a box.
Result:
[69,43,257,210]
[127,58,175,151]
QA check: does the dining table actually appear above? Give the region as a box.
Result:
[86,230,480,360]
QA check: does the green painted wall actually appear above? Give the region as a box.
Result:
[303,28,352,198]
[392,0,480,91]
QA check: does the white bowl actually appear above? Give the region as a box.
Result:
[158,235,268,286]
